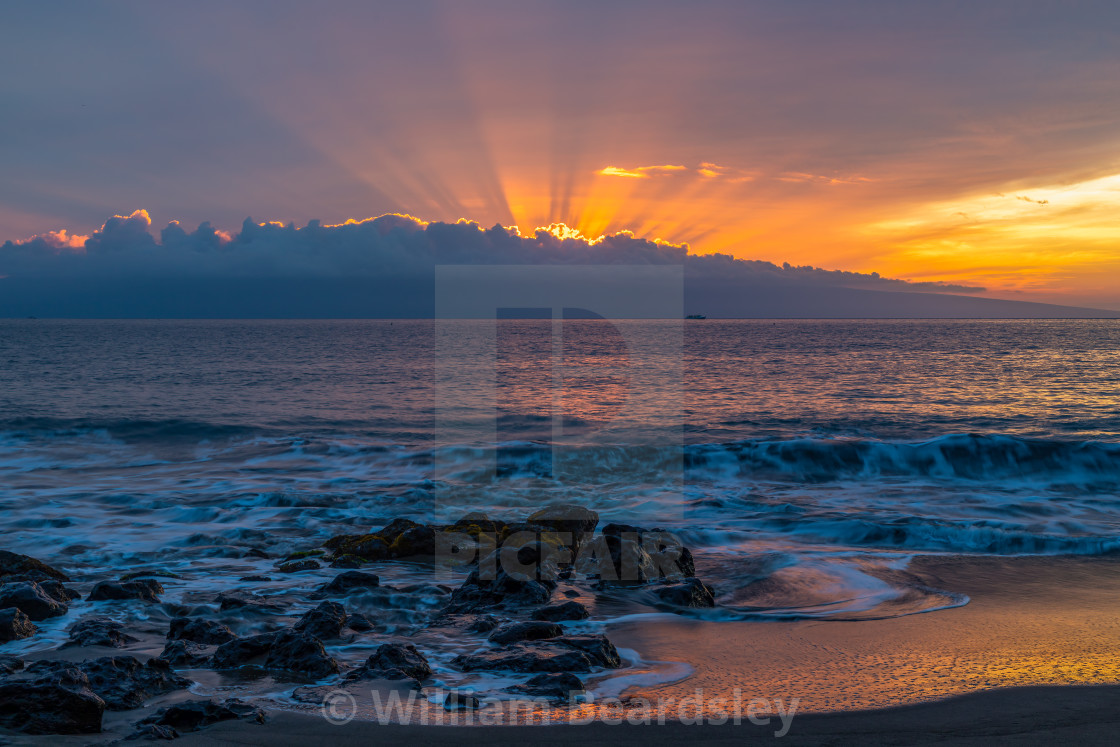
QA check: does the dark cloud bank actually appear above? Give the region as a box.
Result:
[1,212,1114,318]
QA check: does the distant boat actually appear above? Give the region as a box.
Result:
[685,313,707,319]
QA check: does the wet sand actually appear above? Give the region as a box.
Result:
[172,683,1120,745]
[608,554,1120,713]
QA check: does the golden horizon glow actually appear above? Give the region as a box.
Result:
[863,172,1120,302]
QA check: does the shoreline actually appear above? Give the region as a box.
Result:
[191,553,1120,744]
[7,553,1120,743]
[605,554,1120,714]
[169,683,1120,745]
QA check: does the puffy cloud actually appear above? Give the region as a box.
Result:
[11,229,88,251]
[19,211,1086,317]
[1,210,980,291]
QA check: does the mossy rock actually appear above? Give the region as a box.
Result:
[282,549,325,562]
[443,514,509,540]
[387,525,436,558]
[277,559,321,573]
[324,518,439,561]
[329,554,368,568]
[323,534,361,552]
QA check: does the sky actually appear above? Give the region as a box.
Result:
[2,0,1120,311]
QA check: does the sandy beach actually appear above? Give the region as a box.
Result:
[19,553,1117,744]
[607,554,1120,714]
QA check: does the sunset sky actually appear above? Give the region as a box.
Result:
[3,1,1120,308]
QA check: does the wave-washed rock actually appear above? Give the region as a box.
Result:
[0,667,105,735]
[132,698,266,737]
[24,656,191,710]
[0,580,69,620]
[344,642,432,685]
[167,616,236,644]
[0,607,37,642]
[87,578,163,603]
[0,550,70,583]
[210,629,340,678]
[504,671,585,700]
[452,633,622,674]
[63,617,138,648]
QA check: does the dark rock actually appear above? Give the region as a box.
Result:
[654,578,716,608]
[37,579,81,603]
[488,620,563,645]
[158,640,210,667]
[485,534,564,582]
[0,580,69,620]
[0,607,36,642]
[210,632,278,669]
[324,534,389,561]
[452,643,597,674]
[0,653,25,675]
[465,614,502,633]
[25,656,192,710]
[244,548,270,559]
[277,559,321,573]
[138,698,265,732]
[329,555,366,568]
[453,634,621,674]
[87,578,163,603]
[0,667,105,734]
[126,723,180,740]
[168,616,236,644]
[443,690,481,709]
[668,546,696,579]
[600,523,645,537]
[601,525,696,579]
[346,642,432,682]
[63,617,138,648]
[531,601,590,621]
[265,629,340,678]
[583,533,656,586]
[505,672,585,700]
[215,591,285,614]
[345,613,375,632]
[554,634,622,668]
[527,504,600,555]
[0,550,69,582]
[443,514,508,539]
[318,570,381,595]
[294,601,348,640]
[238,575,272,582]
[378,518,437,558]
[443,568,555,614]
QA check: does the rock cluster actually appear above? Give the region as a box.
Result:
[0,509,717,736]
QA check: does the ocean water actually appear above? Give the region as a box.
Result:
[3,319,1120,702]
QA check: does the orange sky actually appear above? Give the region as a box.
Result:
[3,1,1119,308]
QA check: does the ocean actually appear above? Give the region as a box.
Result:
[3,318,1120,704]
